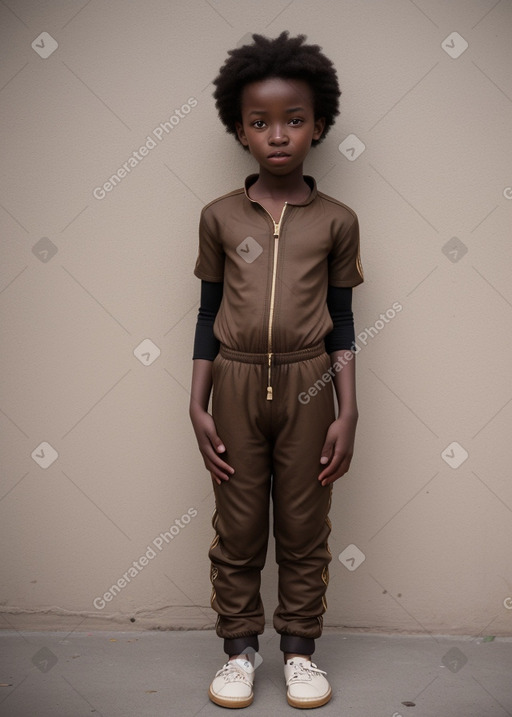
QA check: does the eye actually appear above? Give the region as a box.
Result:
[252,120,266,129]
[289,118,304,126]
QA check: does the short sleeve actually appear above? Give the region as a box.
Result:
[193,207,225,282]
[328,213,364,287]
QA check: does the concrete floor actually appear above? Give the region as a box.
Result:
[0,627,511,717]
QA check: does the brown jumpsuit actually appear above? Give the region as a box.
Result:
[194,174,364,656]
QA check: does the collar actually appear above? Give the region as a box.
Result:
[244,174,318,206]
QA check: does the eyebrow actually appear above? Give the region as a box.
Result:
[248,107,306,116]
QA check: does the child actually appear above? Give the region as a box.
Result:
[190,31,364,709]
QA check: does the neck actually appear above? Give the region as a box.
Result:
[254,165,308,198]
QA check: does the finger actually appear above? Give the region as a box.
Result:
[207,433,236,472]
[213,455,235,475]
[318,452,345,484]
[208,459,234,481]
[206,427,227,454]
[320,467,342,486]
[205,450,235,480]
[319,438,334,466]
[207,460,232,483]
[320,454,353,486]
[202,441,235,475]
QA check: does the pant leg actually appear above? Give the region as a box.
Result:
[270,352,336,654]
[209,354,272,654]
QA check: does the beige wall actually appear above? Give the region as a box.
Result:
[1,0,511,637]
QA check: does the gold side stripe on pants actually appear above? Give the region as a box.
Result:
[321,565,329,587]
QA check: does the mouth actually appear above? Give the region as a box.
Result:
[267,152,290,158]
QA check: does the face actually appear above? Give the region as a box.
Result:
[235,77,325,175]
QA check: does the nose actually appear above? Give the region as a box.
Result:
[268,123,288,145]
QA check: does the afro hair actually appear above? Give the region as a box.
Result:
[212,31,341,149]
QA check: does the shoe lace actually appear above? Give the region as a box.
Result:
[216,661,252,685]
[288,661,327,683]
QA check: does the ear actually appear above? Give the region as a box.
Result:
[235,121,249,146]
[312,117,326,141]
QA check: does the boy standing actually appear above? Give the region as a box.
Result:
[190,32,364,709]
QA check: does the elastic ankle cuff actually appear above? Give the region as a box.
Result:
[280,635,316,656]
[223,635,259,656]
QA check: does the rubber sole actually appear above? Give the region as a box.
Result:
[286,687,332,709]
[208,686,254,709]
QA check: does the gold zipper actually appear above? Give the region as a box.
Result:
[265,203,287,401]
[245,194,288,400]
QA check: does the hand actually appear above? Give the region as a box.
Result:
[318,415,358,487]
[190,407,235,485]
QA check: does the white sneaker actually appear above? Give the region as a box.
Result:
[208,657,255,708]
[284,657,332,709]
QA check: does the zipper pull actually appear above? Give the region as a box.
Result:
[266,352,273,401]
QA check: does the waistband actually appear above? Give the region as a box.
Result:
[219,342,325,365]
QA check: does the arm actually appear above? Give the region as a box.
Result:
[189,280,234,485]
[318,285,359,486]
[189,359,234,485]
[317,351,358,486]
